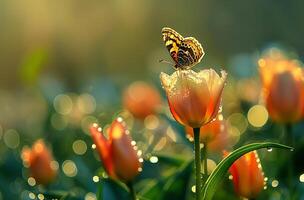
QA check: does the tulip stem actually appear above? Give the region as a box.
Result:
[193,127,201,200]
[285,124,294,200]
[127,181,136,200]
[202,142,208,180]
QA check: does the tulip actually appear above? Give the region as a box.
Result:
[226,151,265,199]
[21,140,57,185]
[123,81,161,119]
[160,69,227,128]
[185,116,231,152]
[90,117,142,182]
[161,68,227,200]
[259,55,304,123]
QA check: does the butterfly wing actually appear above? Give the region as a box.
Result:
[161,27,183,66]
[176,37,204,69]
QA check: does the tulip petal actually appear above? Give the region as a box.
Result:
[90,124,116,178]
[161,69,227,128]
[109,118,141,181]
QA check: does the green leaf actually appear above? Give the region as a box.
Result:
[140,161,193,199]
[100,178,130,200]
[201,142,293,200]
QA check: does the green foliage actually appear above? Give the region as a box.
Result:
[201,142,293,200]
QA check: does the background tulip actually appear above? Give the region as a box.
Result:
[123,81,161,119]
[21,140,57,185]
[226,151,265,199]
[259,55,304,123]
[185,116,233,153]
[90,117,142,182]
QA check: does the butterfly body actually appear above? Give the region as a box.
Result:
[162,27,204,70]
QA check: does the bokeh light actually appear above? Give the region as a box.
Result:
[62,160,78,177]
[54,94,73,115]
[247,105,268,128]
[3,129,20,149]
[72,140,87,155]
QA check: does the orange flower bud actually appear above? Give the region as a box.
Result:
[259,54,304,123]
[21,140,57,185]
[160,69,227,128]
[185,117,231,152]
[225,151,265,199]
[90,117,142,182]
[123,81,161,119]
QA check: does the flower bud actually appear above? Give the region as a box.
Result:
[185,117,231,152]
[259,53,304,123]
[21,140,57,185]
[225,151,265,198]
[123,81,161,119]
[90,117,142,182]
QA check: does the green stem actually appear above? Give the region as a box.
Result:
[202,142,208,181]
[285,124,294,200]
[127,181,136,200]
[193,127,201,200]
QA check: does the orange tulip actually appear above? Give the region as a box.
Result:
[21,140,57,185]
[160,69,227,128]
[123,81,161,119]
[259,54,304,123]
[225,151,265,199]
[185,117,231,152]
[90,117,142,182]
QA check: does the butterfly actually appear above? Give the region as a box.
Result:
[161,27,204,70]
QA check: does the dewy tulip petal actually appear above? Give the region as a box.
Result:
[90,117,142,182]
[160,69,227,128]
[110,118,142,182]
[226,151,265,199]
[90,124,116,179]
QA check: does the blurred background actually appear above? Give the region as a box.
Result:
[0,0,304,200]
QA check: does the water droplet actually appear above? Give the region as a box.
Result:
[92,176,99,183]
[149,156,158,163]
[290,148,294,152]
[267,148,272,152]
[191,185,196,193]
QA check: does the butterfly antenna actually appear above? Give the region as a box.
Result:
[159,59,174,65]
